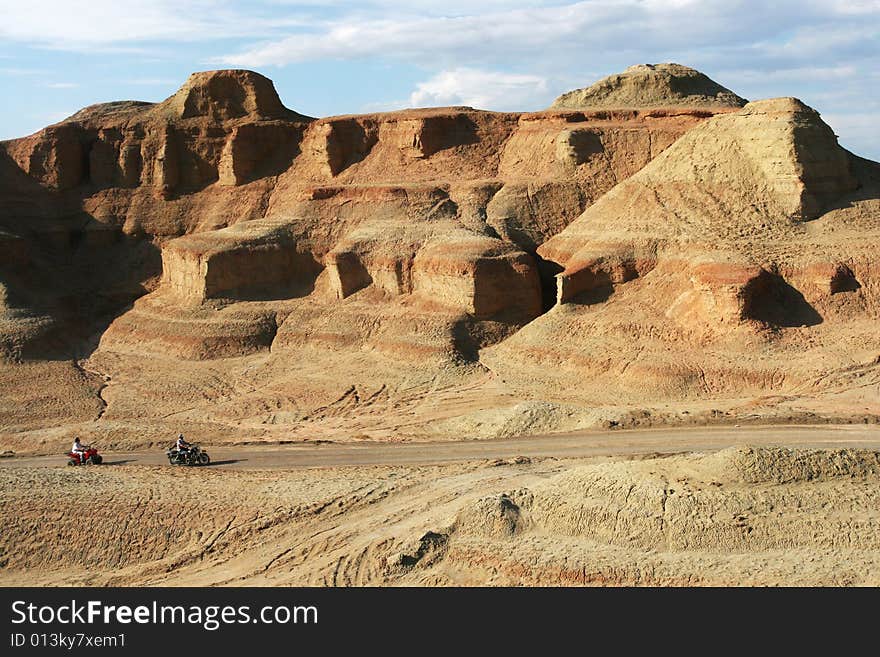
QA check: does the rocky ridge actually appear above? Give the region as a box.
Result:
[0,64,877,449]
[551,63,747,109]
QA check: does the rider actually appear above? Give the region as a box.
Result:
[175,433,192,460]
[71,436,89,463]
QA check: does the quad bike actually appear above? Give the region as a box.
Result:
[67,447,102,466]
[166,443,210,466]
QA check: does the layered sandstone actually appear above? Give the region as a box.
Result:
[161,219,320,303]
[484,96,878,408]
[0,65,878,448]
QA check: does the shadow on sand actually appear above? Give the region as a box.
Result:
[205,459,245,467]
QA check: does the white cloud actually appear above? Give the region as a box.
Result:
[0,1,874,66]
[757,24,879,61]
[218,2,637,67]
[216,1,879,68]
[0,0,307,49]
[409,68,549,110]
[44,82,78,89]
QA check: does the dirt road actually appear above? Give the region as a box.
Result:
[3,424,879,470]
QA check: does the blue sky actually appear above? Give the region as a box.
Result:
[1,1,878,159]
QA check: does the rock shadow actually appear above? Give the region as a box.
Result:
[742,272,822,328]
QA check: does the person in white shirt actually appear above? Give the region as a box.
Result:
[72,436,89,463]
[175,434,191,458]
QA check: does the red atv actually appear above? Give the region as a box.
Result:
[67,447,102,466]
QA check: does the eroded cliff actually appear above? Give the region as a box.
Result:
[1,64,877,449]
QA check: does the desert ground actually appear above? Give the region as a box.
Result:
[2,63,879,586]
[2,425,879,586]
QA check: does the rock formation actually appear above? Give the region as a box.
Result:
[551,63,747,109]
[0,64,877,449]
[484,96,877,408]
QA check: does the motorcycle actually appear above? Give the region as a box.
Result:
[166,443,210,466]
[67,446,102,466]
